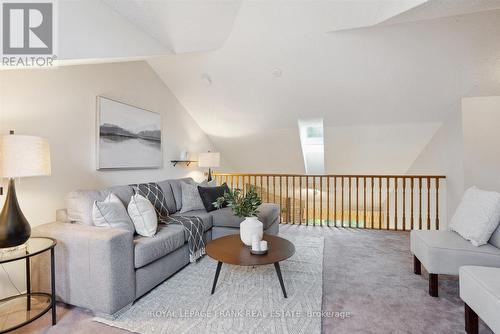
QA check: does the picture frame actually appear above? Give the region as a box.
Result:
[96,96,162,170]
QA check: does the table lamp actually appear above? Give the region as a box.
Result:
[198,152,220,182]
[0,131,51,248]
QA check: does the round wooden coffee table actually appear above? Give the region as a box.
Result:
[205,234,295,298]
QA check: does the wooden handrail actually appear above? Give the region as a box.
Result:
[213,173,446,231]
[213,173,446,178]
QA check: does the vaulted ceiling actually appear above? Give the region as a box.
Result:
[11,0,500,173]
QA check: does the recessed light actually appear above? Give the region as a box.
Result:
[272,68,282,78]
[201,73,212,86]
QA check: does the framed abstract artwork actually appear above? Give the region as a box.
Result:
[96,96,162,170]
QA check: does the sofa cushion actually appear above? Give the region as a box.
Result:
[107,185,133,207]
[66,186,133,225]
[133,224,186,268]
[67,189,110,225]
[156,180,177,214]
[460,266,500,334]
[489,225,500,248]
[410,230,500,275]
[162,178,194,212]
[210,203,280,230]
[171,210,213,232]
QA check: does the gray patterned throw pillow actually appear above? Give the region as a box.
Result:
[131,182,170,224]
[179,181,206,213]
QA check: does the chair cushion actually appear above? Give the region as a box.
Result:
[171,210,213,232]
[410,230,500,275]
[133,224,186,268]
[460,266,500,334]
[210,203,280,230]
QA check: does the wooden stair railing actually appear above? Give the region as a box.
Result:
[213,173,446,230]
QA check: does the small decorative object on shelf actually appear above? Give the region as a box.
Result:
[213,187,263,246]
[179,150,188,161]
[170,160,197,167]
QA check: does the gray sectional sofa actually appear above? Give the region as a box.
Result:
[32,178,280,316]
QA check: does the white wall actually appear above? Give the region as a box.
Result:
[407,96,500,227]
[406,109,465,227]
[462,96,500,191]
[0,61,220,297]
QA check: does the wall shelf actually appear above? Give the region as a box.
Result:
[170,160,197,167]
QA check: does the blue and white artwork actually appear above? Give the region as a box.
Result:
[97,96,162,169]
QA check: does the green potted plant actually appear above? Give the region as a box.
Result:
[214,187,263,246]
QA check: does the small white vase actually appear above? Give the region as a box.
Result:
[240,216,263,246]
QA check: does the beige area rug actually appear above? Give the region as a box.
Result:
[93,232,324,334]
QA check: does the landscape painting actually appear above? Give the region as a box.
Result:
[97,96,162,169]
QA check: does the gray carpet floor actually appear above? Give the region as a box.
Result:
[11,225,494,334]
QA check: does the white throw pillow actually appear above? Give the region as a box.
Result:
[92,193,135,233]
[449,186,500,246]
[179,180,217,213]
[128,194,158,237]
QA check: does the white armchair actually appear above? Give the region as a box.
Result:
[459,266,500,334]
[411,228,500,297]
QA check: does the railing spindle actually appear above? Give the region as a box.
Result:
[306,176,309,226]
[292,176,296,224]
[363,177,367,229]
[355,176,359,228]
[394,177,398,231]
[410,178,414,230]
[403,178,406,230]
[299,176,303,225]
[435,177,440,230]
[334,177,337,227]
[320,176,323,226]
[386,177,390,230]
[417,178,422,229]
[370,177,374,229]
[378,177,382,229]
[341,177,345,227]
[427,177,431,230]
[313,177,316,225]
[348,177,352,228]
[327,177,330,227]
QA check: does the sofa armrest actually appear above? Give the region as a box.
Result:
[32,222,135,315]
[258,203,280,229]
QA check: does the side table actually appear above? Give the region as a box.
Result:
[0,237,56,333]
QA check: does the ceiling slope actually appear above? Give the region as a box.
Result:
[380,0,500,26]
[100,0,242,54]
[57,0,169,62]
[148,6,500,173]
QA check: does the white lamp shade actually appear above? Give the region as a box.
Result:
[0,135,51,178]
[198,152,220,168]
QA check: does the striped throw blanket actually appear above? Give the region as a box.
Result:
[167,215,206,262]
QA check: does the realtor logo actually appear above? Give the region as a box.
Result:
[1,1,56,66]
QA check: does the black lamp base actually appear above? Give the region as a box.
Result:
[0,179,31,248]
[207,168,213,182]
